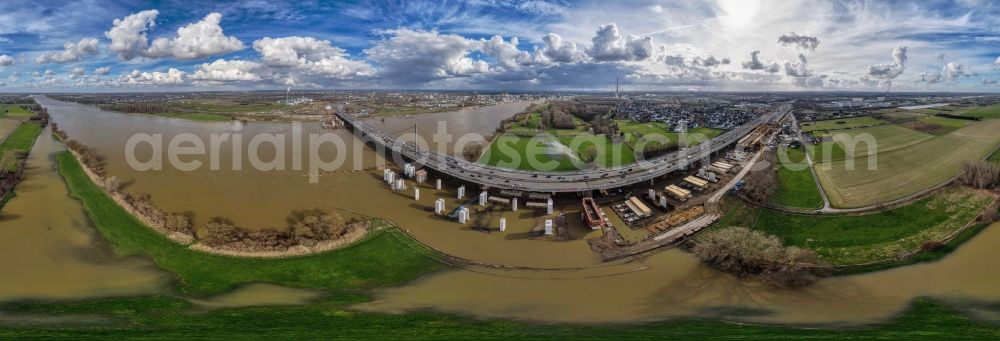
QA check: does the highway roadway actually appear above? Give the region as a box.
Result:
[336,104,789,193]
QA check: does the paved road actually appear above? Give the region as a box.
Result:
[337,104,790,193]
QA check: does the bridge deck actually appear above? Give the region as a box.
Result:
[335,105,787,193]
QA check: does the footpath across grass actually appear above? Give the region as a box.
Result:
[1,296,999,339]
[55,151,444,296]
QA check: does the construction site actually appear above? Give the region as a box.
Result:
[374,127,773,262]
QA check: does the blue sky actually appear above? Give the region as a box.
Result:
[0,0,997,92]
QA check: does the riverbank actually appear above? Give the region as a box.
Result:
[0,122,43,210]
[713,186,997,267]
[2,296,999,339]
[55,150,445,295]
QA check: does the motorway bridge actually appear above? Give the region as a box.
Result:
[335,104,789,193]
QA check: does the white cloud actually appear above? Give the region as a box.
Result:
[942,61,975,79]
[145,13,244,59]
[118,68,186,85]
[105,9,159,61]
[69,67,85,78]
[866,46,907,84]
[35,38,99,64]
[0,55,13,66]
[915,71,943,84]
[784,54,810,77]
[191,59,263,82]
[480,35,532,70]
[94,66,111,75]
[586,23,654,62]
[994,56,1000,66]
[365,29,488,84]
[538,33,584,63]
[252,36,373,78]
[106,10,243,60]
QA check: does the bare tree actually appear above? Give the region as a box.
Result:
[692,226,820,287]
[462,143,485,162]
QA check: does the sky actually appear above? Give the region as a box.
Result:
[0,0,998,92]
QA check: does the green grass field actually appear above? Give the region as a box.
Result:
[800,116,885,132]
[3,297,998,339]
[557,134,635,168]
[0,104,34,119]
[753,188,992,264]
[616,120,722,148]
[715,188,993,265]
[808,124,934,162]
[55,151,444,295]
[961,104,1000,119]
[0,122,42,172]
[919,115,971,132]
[770,146,823,209]
[814,120,1000,208]
[479,134,583,171]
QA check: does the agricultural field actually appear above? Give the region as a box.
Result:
[770,146,823,209]
[962,103,1000,119]
[814,119,1000,208]
[808,124,934,162]
[800,116,885,132]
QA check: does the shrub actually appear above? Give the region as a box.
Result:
[692,226,820,288]
[921,241,945,252]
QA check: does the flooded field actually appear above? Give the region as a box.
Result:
[0,131,168,301]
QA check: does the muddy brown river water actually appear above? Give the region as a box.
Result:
[2,96,998,327]
[0,131,168,301]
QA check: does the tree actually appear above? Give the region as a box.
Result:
[692,226,820,288]
[742,149,777,202]
[103,175,120,193]
[462,143,484,162]
[580,145,598,164]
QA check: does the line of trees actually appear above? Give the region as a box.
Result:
[98,103,169,114]
[692,226,821,288]
[199,211,367,252]
[61,129,368,251]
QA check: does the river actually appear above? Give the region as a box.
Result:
[3,96,999,327]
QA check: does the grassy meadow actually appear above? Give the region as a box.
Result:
[770,146,823,209]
